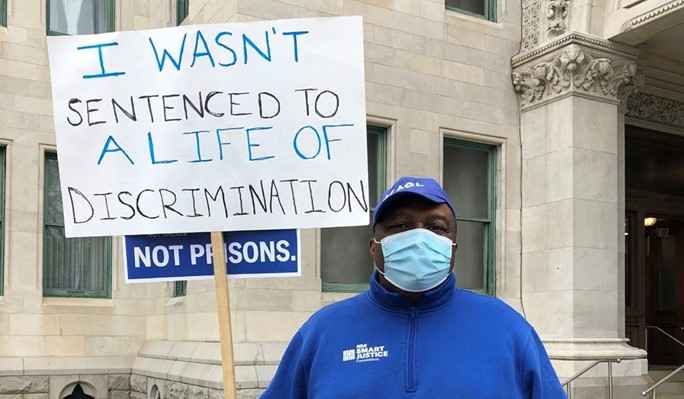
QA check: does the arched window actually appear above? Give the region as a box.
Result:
[149,384,162,399]
[63,384,94,399]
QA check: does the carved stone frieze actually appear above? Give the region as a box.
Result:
[168,383,189,399]
[512,41,638,108]
[626,92,684,128]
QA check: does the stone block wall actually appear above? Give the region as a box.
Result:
[0,374,132,399]
[163,1,525,388]
[0,373,263,399]
[2,0,526,393]
[0,0,175,369]
[0,376,48,399]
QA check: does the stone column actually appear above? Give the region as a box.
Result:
[511,32,649,396]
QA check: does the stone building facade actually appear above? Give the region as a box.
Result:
[1,0,683,398]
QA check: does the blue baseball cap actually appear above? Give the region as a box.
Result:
[372,176,455,226]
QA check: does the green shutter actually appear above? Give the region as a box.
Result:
[43,153,112,298]
[176,0,189,26]
[0,0,7,27]
[0,147,5,296]
[173,280,187,297]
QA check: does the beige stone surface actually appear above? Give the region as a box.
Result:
[9,314,59,336]
[8,0,662,392]
[244,311,310,342]
[44,336,86,357]
[0,0,169,380]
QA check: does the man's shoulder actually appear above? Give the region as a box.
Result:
[452,288,532,333]
[298,291,371,334]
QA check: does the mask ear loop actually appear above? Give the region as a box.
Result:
[371,238,386,277]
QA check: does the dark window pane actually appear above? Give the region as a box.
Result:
[177,0,189,25]
[0,0,7,27]
[43,226,111,295]
[321,126,386,289]
[321,225,373,286]
[446,0,486,16]
[174,280,187,296]
[0,147,5,296]
[443,138,496,294]
[453,220,485,290]
[367,128,385,207]
[49,0,113,35]
[443,143,489,220]
[625,212,634,308]
[45,155,65,227]
[43,153,112,298]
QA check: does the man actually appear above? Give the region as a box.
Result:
[261,176,566,398]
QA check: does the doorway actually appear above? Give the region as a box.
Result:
[626,125,684,366]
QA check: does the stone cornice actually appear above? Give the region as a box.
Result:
[512,31,639,67]
[511,35,640,109]
[623,0,684,31]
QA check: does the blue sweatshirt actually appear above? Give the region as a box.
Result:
[261,273,567,398]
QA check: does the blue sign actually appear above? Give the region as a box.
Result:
[123,229,300,283]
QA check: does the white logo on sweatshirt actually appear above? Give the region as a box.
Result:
[342,344,389,363]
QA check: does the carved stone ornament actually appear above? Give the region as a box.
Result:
[511,43,638,108]
[546,0,570,35]
[626,92,684,128]
[521,0,541,51]
[521,0,571,51]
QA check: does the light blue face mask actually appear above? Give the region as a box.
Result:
[374,228,455,293]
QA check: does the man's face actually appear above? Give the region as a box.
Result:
[370,196,458,278]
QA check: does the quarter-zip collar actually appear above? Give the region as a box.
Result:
[368,271,456,313]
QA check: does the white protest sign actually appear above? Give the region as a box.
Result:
[47,16,368,238]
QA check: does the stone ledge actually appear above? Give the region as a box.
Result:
[134,340,282,390]
[0,358,24,376]
[21,357,133,376]
[546,337,647,361]
[545,338,648,379]
[133,359,275,390]
[0,356,133,376]
[137,340,285,366]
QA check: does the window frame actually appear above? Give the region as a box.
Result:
[173,280,187,297]
[321,125,388,293]
[176,0,189,26]
[42,152,113,298]
[0,0,7,27]
[0,147,5,296]
[47,0,116,36]
[445,0,497,22]
[442,138,497,295]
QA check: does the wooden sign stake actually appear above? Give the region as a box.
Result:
[211,231,237,399]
